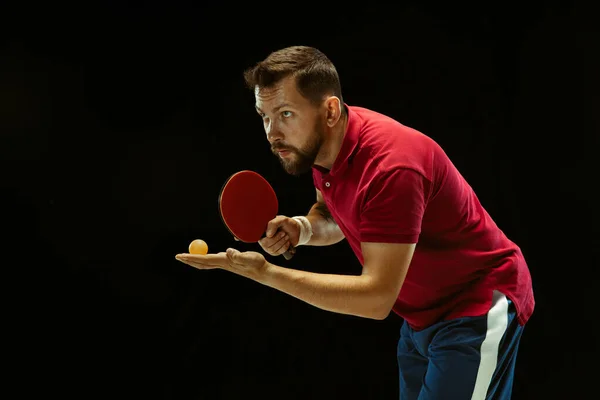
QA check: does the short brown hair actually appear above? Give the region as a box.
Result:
[243,46,344,107]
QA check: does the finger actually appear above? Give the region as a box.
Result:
[225,248,245,266]
[259,231,285,249]
[176,258,221,269]
[258,237,276,254]
[273,238,290,255]
[176,253,228,267]
[261,234,287,256]
[265,216,287,238]
[177,253,226,262]
[179,261,220,270]
[226,248,238,259]
[270,231,287,248]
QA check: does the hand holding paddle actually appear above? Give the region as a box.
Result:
[258,216,299,258]
[218,170,296,260]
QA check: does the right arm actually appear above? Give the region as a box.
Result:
[304,189,345,246]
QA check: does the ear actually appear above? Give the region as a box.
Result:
[324,96,342,127]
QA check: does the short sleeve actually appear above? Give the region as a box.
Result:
[359,168,430,243]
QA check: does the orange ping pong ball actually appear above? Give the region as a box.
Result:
[188,239,208,255]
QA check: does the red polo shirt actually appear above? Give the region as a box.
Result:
[312,105,534,330]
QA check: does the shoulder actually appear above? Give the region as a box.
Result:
[349,106,443,182]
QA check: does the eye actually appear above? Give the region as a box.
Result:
[281,111,293,118]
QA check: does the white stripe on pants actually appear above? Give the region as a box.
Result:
[470,290,509,400]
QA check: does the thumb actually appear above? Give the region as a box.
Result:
[226,248,240,260]
[266,216,286,237]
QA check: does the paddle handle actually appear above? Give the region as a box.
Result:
[283,245,296,260]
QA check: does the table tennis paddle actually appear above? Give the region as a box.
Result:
[218,170,295,260]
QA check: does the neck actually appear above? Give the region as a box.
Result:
[314,111,348,170]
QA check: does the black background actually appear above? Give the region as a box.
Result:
[2,1,598,399]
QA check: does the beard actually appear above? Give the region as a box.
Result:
[271,120,325,176]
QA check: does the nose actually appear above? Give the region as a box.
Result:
[265,121,283,143]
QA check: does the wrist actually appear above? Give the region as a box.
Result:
[292,216,313,246]
[255,261,275,284]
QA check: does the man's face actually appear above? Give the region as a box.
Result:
[254,76,326,176]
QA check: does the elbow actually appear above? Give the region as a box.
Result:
[368,294,396,320]
[371,307,393,320]
[361,278,399,320]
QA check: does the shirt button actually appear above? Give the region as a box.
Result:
[325,182,331,187]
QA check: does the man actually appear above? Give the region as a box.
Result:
[175,46,534,399]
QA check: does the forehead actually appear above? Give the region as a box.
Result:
[255,77,305,109]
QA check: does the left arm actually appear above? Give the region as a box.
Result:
[256,242,415,320]
[177,241,415,320]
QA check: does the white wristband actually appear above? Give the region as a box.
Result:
[292,216,313,246]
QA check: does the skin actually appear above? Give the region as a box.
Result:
[256,75,345,175]
[176,76,416,320]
